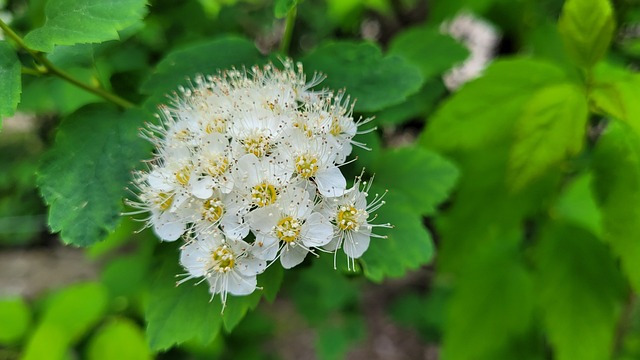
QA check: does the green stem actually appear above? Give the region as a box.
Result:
[0,19,134,109]
[279,6,297,55]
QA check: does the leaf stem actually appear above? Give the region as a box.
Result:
[0,18,134,109]
[279,6,297,55]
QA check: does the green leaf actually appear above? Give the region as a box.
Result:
[442,243,535,360]
[508,83,588,189]
[373,146,459,215]
[558,0,615,68]
[23,282,109,360]
[301,41,423,112]
[146,251,223,351]
[141,36,262,108]
[535,222,624,360]
[316,315,365,360]
[23,0,148,52]
[0,297,31,344]
[0,41,21,124]
[552,173,602,237]
[274,0,297,18]
[37,105,150,246]
[373,80,446,126]
[388,25,469,80]
[87,318,151,360]
[421,58,570,152]
[360,189,434,282]
[593,122,640,292]
[591,64,640,135]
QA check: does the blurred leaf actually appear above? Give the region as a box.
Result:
[373,80,446,126]
[593,122,640,292]
[0,297,31,344]
[558,0,615,68]
[18,68,103,115]
[442,243,534,360]
[301,41,423,112]
[23,282,109,360]
[535,222,624,360]
[552,173,602,237]
[388,25,468,80]
[429,0,502,22]
[591,63,640,136]
[389,287,450,341]
[274,0,297,18]
[316,315,365,360]
[0,41,21,124]
[23,0,148,52]
[421,58,570,152]
[87,318,151,360]
[508,83,588,189]
[101,252,151,299]
[290,254,359,324]
[373,146,459,215]
[360,189,434,282]
[141,36,262,108]
[37,105,149,246]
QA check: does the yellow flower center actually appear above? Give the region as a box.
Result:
[175,166,191,185]
[251,182,278,207]
[336,205,360,231]
[276,216,302,243]
[202,198,224,223]
[205,118,227,134]
[210,246,235,273]
[206,155,229,177]
[155,192,174,211]
[295,154,319,179]
[242,134,270,157]
[330,117,342,136]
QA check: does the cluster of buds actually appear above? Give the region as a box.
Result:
[129,60,389,305]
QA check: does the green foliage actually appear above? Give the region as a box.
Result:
[301,41,423,112]
[373,146,459,216]
[23,0,148,52]
[593,123,640,292]
[87,318,151,360]
[22,282,109,360]
[534,222,625,360]
[274,0,298,18]
[552,173,602,237]
[140,36,263,108]
[0,297,32,344]
[0,41,21,124]
[388,25,469,80]
[558,0,615,68]
[590,63,640,135]
[37,105,149,246]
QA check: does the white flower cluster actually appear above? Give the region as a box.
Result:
[129,60,390,305]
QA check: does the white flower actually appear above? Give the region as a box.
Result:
[248,186,333,268]
[179,231,266,305]
[320,176,391,268]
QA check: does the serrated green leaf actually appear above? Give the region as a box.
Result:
[37,105,150,246]
[558,0,615,68]
[301,41,423,112]
[274,0,297,18]
[0,297,31,344]
[23,0,148,52]
[421,58,569,152]
[442,243,534,360]
[360,190,434,282]
[508,83,588,189]
[593,122,640,292]
[373,146,459,215]
[141,36,262,109]
[0,41,21,124]
[388,25,469,80]
[87,318,151,360]
[591,63,640,135]
[535,222,624,360]
[552,173,602,237]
